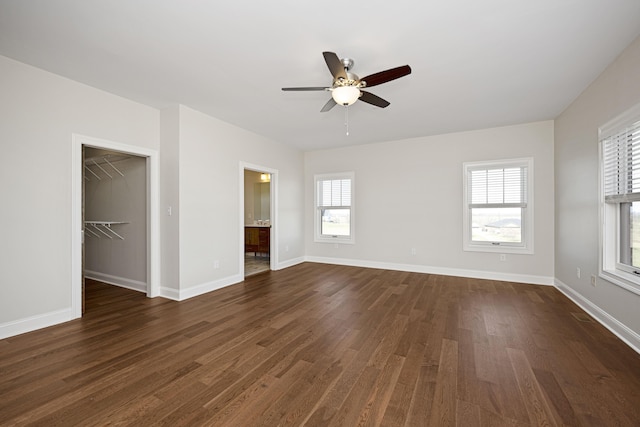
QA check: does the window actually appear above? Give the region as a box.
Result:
[314,172,354,244]
[463,158,533,253]
[600,102,640,295]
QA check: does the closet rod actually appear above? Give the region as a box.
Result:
[102,157,125,177]
[85,227,100,238]
[104,225,124,240]
[84,165,101,180]
[92,224,113,239]
[91,159,112,179]
[85,221,127,240]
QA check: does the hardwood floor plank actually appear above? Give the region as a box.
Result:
[304,307,401,424]
[474,340,498,383]
[358,353,405,427]
[205,361,310,427]
[405,319,446,424]
[427,338,458,426]
[1,264,639,426]
[567,340,613,379]
[532,367,580,426]
[455,399,481,427]
[327,365,381,427]
[255,351,353,426]
[379,315,430,426]
[507,347,561,426]
[405,363,438,426]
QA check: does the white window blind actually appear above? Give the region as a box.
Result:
[468,166,527,208]
[602,118,640,203]
[318,178,351,207]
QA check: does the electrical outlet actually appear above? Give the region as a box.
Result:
[591,275,596,286]
[411,248,417,256]
[500,254,506,261]
[214,260,219,269]
[576,267,581,278]
[285,245,289,252]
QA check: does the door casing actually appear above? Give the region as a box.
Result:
[71,134,160,318]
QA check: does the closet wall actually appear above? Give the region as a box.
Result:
[84,147,147,292]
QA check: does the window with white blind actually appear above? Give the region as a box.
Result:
[463,158,534,253]
[314,172,354,244]
[600,102,640,294]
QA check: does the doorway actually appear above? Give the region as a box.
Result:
[244,170,271,276]
[240,163,277,278]
[83,147,147,305]
[72,134,160,319]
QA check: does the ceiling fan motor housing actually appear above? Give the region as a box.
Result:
[335,71,362,88]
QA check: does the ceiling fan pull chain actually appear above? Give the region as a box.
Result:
[345,105,350,136]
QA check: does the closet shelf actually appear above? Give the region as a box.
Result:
[84,154,128,180]
[84,221,128,240]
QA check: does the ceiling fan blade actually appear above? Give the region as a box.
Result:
[360,65,412,88]
[323,51,347,80]
[282,87,328,91]
[320,98,337,112]
[359,91,390,108]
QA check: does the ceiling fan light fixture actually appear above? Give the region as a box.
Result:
[331,86,360,106]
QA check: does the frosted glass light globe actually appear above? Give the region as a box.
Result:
[331,86,360,106]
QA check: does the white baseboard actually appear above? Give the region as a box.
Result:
[0,308,76,340]
[160,286,180,301]
[165,257,305,301]
[84,271,147,293]
[554,279,640,354]
[175,273,244,301]
[304,256,554,286]
[274,256,305,270]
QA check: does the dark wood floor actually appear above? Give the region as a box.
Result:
[1,263,639,426]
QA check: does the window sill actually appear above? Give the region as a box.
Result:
[463,244,533,255]
[315,236,355,245]
[600,269,640,296]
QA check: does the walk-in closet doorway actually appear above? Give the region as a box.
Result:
[83,147,146,312]
[72,135,160,318]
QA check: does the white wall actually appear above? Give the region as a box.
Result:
[160,106,181,294]
[305,121,555,284]
[173,105,305,298]
[555,35,640,347]
[0,55,160,336]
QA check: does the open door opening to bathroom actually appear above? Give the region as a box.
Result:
[243,169,272,277]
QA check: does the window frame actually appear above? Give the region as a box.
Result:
[314,172,355,244]
[462,157,534,254]
[599,102,640,296]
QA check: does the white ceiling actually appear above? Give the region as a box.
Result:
[1,1,639,151]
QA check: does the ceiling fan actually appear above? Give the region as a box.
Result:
[282,51,412,112]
